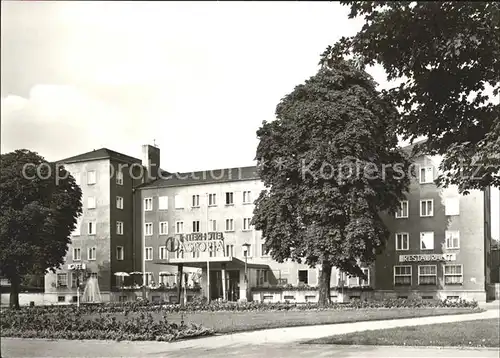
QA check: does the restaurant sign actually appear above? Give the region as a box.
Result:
[399,253,456,263]
[165,232,225,253]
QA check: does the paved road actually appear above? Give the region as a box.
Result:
[2,306,498,357]
[2,338,498,358]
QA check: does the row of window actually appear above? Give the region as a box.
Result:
[73,220,126,236]
[144,218,253,236]
[73,170,124,186]
[56,272,98,287]
[144,191,253,211]
[83,196,124,210]
[395,231,460,250]
[73,221,123,236]
[146,242,266,260]
[72,247,124,261]
[394,265,463,286]
[73,217,255,237]
[395,197,460,218]
[295,269,371,287]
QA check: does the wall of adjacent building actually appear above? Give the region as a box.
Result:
[375,155,488,301]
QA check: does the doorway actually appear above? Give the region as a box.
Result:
[208,270,240,301]
[209,271,222,300]
[227,270,240,302]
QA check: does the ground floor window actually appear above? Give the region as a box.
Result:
[360,268,370,286]
[338,268,370,287]
[57,273,68,288]
[58,296,65,302]
[144,272,153,286]
[159,272,176,287]
[298,270,308,285]
[115,276,125,288]
[338,271,347,286]
[444,264,463,285]
[278,278,288,285]
[257,269,269,286]
[394,266,412,286]
[418,265,437,285]
[71,273,79,288]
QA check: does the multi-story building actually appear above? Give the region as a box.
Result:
[44,144,496,304]
[136,166,318,303]
[44,145,160,304]
[375,154,493,302]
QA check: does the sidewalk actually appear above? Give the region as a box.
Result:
[165,307,499,349]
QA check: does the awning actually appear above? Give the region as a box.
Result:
[153,256,270,270]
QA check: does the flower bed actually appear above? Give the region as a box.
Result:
[1,309,213,341]
[1,298,481,340]
[2,297,479,316]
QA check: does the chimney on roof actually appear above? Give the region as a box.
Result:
[142,144,160,183]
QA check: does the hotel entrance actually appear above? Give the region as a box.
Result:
[155,256,270,302]
[209,270,240,301]
[155,232,270,302]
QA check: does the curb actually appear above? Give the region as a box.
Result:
[307,344,500,351]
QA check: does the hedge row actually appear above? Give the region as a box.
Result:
[4,297,479,315]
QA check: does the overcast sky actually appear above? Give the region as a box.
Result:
[1,1,498,239]
[1,1,371,169]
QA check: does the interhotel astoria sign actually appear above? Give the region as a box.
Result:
[165,232,225,253]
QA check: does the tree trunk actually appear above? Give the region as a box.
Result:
[177,264,183,305]
[318,261,332,307]
[9,275,21,310]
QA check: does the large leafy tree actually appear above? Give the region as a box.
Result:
[252,60,411,306]
[321,1,500,193]
[0,150,82,309]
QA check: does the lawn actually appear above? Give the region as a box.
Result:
[308,318,500,348]
[87,307,482,334]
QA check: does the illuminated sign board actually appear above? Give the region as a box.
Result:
[165,232,225,253]
[399,253,456,263]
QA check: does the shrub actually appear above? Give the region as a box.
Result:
[1,309,213,341]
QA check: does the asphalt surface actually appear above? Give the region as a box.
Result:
[2,338,499,358]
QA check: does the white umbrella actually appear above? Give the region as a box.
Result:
[114,272,130,299]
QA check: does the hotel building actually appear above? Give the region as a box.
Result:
[44,144,497,304]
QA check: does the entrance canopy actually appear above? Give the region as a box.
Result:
[153,257,270,270]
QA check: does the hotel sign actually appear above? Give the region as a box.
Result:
[165,232,225,253]
[399,253,456,263]
[68,263,86,270]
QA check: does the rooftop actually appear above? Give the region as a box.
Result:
[58,148,142,165]
[138,165,259,189]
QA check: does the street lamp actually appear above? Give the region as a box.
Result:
[242,243,250,283]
